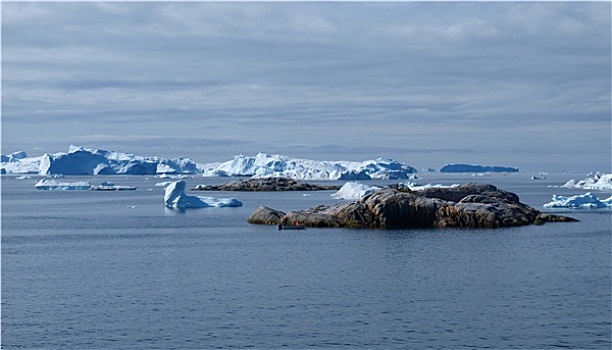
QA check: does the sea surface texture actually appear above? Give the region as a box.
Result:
[2,174,610,349]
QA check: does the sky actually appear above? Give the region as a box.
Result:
[1,1,610,172]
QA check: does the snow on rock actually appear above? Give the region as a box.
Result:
[164,180,242,209]
[544,192,612,209]
[560,173,612,191]
[201,153,417,180]
[332,182,381,200]
[2,146,200,175]
[440,163,519,173]
[35,179,92,190]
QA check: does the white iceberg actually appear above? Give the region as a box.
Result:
[0,151,43,174]
[332,182,381,200]
[1,146,200,175]
[91,181,137,191]
[560,173,612,191]
[543,192,612,209]
[35,179,92,190]
[164,180,243,209]
[201,153,417,180]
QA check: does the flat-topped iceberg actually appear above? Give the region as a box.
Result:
[201,153,417,180]
[560,173,612,191]
[1,146,200,175]
[35,179,92,190]
[164,180,242,209]
[440,163,519,173]
[332,182,381,200]
[92,181,137,191]
[544,192,612,209]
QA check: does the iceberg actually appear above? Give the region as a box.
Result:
[332,182,381,200]
[1,146,200,175]
[164,180,243,209]
[560,173,612,191]
[92,181,137,191]
[35,179,92,190]
[0,151,44,174]
[201,153,417,180]
[543,192,612,209]
[439,163,519,173]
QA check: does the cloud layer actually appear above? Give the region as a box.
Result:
[2,2,610,171]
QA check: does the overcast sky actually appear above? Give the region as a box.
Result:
[2,2,610,172]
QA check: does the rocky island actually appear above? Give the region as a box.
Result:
[248,183,576,229]
[193,177,341,191]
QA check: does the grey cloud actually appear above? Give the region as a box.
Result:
[2,2,609,171]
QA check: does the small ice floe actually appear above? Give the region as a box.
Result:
[35,179,92,190]
[531,172,548,180]
[332,182,381,200]
[92,181,137,191]
[155,181,172,187]
[543,192,612,209]
[164,180,242,209]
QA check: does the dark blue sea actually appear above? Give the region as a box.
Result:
[2,173,611,349]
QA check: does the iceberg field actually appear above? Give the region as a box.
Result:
[543,192,612,209]
[201,153,417,180]
[164,180,242,209]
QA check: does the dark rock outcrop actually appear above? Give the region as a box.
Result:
[194,177,341,192]
[247,183,577,229]
[439,163,519,173]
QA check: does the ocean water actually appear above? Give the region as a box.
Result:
[1,173,610,349]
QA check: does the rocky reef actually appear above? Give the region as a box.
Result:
[247,183,577,229]
[194,177,341,191]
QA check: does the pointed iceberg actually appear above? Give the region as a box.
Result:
[164,180,243,209]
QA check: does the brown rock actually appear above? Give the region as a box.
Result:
[247,183,578,230]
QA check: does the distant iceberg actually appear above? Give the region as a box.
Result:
[1,151,43,174]
[201,153,417,180]
[35,179,92,190]
[92,181,137,191]
[560,173,612,191]
[544,192,612,209]
[440,163,519,173]
[1,146,200,175]
[332,182,381,200]
[164,180,243,209]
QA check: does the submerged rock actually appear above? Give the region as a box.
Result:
[247,183,577,229]
[194,177,340,191]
